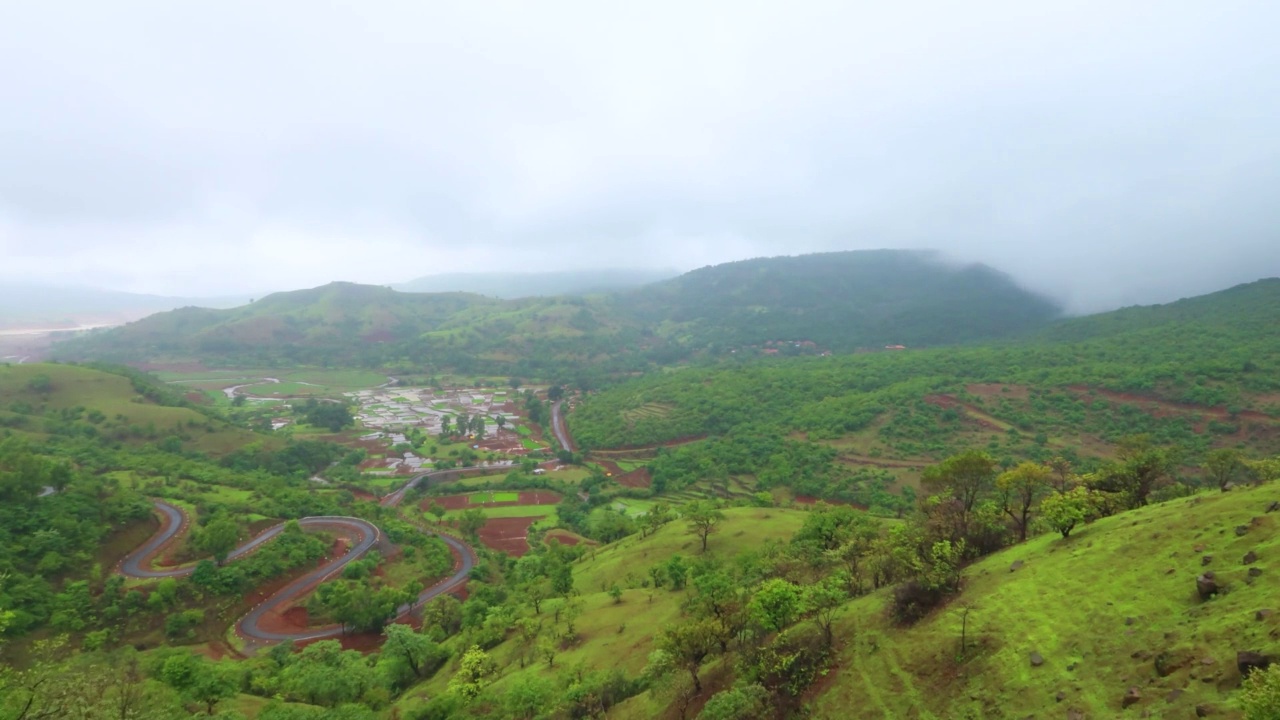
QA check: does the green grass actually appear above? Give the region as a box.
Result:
[470,491,521,504]
[809,483,1280,718]
[516,425,532,436]
[0,364,261,455]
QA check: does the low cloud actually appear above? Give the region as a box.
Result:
[1,1,1277,311]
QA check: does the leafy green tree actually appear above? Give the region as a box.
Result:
[996,462,1050,542]
[642,502,673,539]
[1203,448,1243,492]
[448,646,497,701]
[1039,486,1093,538]
[804,572,849,647]
[656,618,719,693]
[457,508,487,540]
[749,579,803,632]
[922,450,997,515]
[683,501,725,552]
[501,674,555,720]
[197,516,241,564]
[427,501,447,524]
[380,623,445,681]
[698,683,770,720]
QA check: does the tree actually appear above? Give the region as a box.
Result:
[996,462,1051,542]
[457,508,487,540]
[642,502,672,539]
[1203,448,1243,492]
[548,385,565,402]
[804,572,849,647]
[683,501,725,552]
[749,578,803,632]
[698,684,770,720]
[447,646,497,701]
[1046,456,1076,493]
[197,517,241,564]
[381,623,442,680]
[1039,486,1093,538]
[1111,435,1178,507]
[656,619,719,693]
[501,674,555,720]
[922,450,997,515]
[427,501,447,524]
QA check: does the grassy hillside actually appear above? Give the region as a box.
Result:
[0,363,258,454]
[50,251,1064,376]
[394,507,810,716]
[809,482,1279,719]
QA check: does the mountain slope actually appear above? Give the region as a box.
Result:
[623,250,1061,351]
[52,282,495,366]
[50,251,1065,372]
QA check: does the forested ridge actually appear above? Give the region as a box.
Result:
[51,250,1061,377]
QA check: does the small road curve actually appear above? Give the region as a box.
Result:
[119,465,488,643]
[550,401,576,453]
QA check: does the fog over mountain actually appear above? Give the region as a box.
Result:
[1,1,1278,312]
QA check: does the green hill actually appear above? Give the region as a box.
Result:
[569,278,1280,509]
[806,483,1280,718]
[49,251,1063,374]
[0,363,258,454]
[622,250,1060,352]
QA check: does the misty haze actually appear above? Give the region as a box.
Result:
[1,3,1279,720]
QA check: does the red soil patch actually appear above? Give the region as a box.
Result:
[966,383,1030,401]
[427,490,563,511]
[1066,385,1277,424]
[923,394,1005,431]
[543,529,596,548]
[596,460,653,489]
[477,517,539,556]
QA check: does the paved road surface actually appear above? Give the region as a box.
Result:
[551,401,575,453]
[118,466,483,643]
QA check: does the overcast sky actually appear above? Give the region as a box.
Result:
[1,1,1278,312]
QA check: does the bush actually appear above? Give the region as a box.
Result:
[889,579,947,625]
[1242,665,1280,720]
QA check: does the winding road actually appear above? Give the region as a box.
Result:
[550,401,575,453]
[118,466,485,644]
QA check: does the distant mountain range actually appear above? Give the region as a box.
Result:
[51,250,1064,374]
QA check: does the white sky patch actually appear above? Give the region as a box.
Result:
[0,1,1276,309]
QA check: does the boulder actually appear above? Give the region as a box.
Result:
[1030,651,1044,667]
[1236,525,1249,536]
[1196,704,1214,717]
[1154,651,1189,677]
[1122,686,1142,708]
[1266,500,1279,513]
[1250,567,1263,578]
[1010,559,1024,572]
[1196,572,1220,600]
[1238,651,1271,677]
[1257,609,1274,621]
[1201,555,1213,566]
[1244,550,1258,564]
